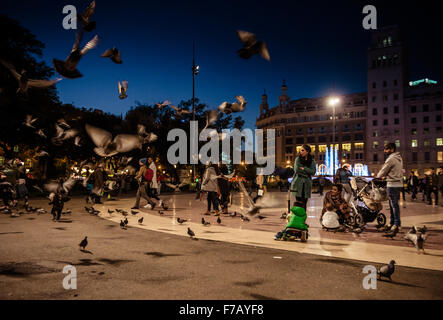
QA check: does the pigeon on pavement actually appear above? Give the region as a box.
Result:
[377,260,395,281]
[187,227,195,238]
[79,236,88,250]
[177,217,187,224]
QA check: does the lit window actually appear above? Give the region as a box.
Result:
[296,146,302,154]
[318,145,327,153]
[412,140,418,148]
[354,143,364,150]
[395,140,400,148]
[437,138,443,146]
[342,143,352,152]
[310,145,316,152]
[424,139,431,147]
[438,152,443,162]
[373,130,378,137]
[411,128,417,135]
[373,141,379,149]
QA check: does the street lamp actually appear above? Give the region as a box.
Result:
[192,42,199,183]
[328,96,340,174]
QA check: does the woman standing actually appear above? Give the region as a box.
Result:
[290,144,316,211]
[201,162,220,215]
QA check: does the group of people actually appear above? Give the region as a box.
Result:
[0,159,31,211]
[131,157,165,210]
[276,142,410,239]
[407,167,443,206]
[199,162,232,216]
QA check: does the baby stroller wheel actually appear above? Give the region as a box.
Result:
[345,216,355,228]
[376,213,386,227]
[354,213,364,228]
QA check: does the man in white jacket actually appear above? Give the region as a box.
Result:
[376,143,404,232]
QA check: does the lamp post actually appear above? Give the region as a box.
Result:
[192,42,199,183]
[328,97,340,174]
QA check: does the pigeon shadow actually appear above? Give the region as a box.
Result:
[248,292,279,300]
[378,279,425,288]
[145,252,183,258]
[98,258,132,266]
[80,249,93,254]
[54,227,67,230]
[234,280,265,287]
[0,232,24,235]
[57,220,73,223]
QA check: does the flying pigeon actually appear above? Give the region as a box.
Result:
[0,59,61,94]
[155,100,171,109]
[101,47,122,64]
[44,176,76,195]
[85,124,150,157]
[218,95,247,114]
[202,110,219,131]
[165,181,189,192]
[79,236,88,250]
[377,260,395,281]
[118,81,128,99]
[77,0,96,32]
[237,30,270,61]
[36,150,49,157]
[57,119,71,130]
[53,31,99,79]
[23,115,38,129]
[404,227,428,254]
[51,124,78,145]
[138,217,143,224]
[169,104,192,117]
[136,125,157,143]
[36,129,47,138]
[74,136,82,147]
[187,227,195,238]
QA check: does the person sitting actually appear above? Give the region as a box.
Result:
[274,201,308,242]
[320,184,351,229]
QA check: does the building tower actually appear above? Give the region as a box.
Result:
[260,89,269,116]
[366,26,409,174]
[279,80,290,112]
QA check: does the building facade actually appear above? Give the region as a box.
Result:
[256,26,443,176]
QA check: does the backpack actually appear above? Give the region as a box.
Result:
[144,168,154,182]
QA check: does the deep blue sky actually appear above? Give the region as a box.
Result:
[2,0,442,129]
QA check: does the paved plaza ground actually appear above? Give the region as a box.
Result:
[0,190,442,300]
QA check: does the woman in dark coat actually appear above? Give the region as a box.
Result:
[290,144,316,211]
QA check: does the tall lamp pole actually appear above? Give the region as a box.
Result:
[192,42,199,182]
[328,97,340,175]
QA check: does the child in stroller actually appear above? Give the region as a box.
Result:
[348,177,387,228]
[274,201,308,242]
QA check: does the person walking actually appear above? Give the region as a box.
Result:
[407,171,418,200]
[290,144,316,211]
[217,163,231,214]
[438,167,443,206]
[91,162,107,204]
[201,162,220,215]
[427,167,439,206]
[376,143,403,233]
[335,164,353,203]
[15,162,29,207]
[146,157,164,209]
[131,158,156,210]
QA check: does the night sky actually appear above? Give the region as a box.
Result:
[2,0,442,130]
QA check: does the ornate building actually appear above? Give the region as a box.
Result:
[256,26,443,176]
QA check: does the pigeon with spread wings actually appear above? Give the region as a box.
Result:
[77,0,96,32]
[51,124,78,145]
[53,31,99,79]
[85,124,153,157]
[218,96,247,114]
[0,59,61,94]
[202,110,219,132]
[237,30,270,61]
[101,47,122,64]
[169,104,192,117]
[137,124,157,143]
[155,100,171,109]
[118,81,128,99]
